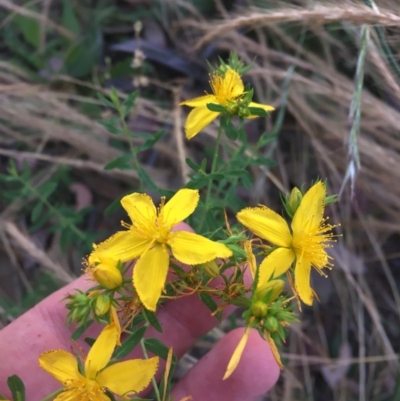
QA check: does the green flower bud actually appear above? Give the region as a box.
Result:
[251,301,268,318]
[286,187,302,217]
[256,279,285,303]
[94,294,111,316]
[201,260,220,278]
[264,316,279,333]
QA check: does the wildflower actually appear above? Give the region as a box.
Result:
[93,294,111,316]
[180,69,274,139]
[237,181,336,305]
[86,254,123,290]
[39,324,158,400]
[90,188,232,311]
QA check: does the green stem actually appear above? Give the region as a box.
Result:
[140,338,162,401]
[40,388,63,401]
[199,122,224,232]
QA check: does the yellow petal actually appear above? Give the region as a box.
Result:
[85,324,118,379]
[39,350,83,384]
[93,230,152,263]
[179,94,217,107]
[216,68,244,99]
[169,231,232,265]
[246,101,275,119]
[292,181,326,235]
[133,244,169,311]
[294,258,313,305]
[184,106,219,139]
[162,189,199,227]
[237,207,292,247]
[223,326,251,380]
[110,306,122,346]
[266,332,283,369]
[97,357,159,396]
[259,247,295,283]
[121,193,157,226]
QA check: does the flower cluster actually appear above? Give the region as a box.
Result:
[2,53,340,401]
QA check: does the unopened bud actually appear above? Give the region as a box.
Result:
[256,279,284,303]
[286,187,302,217]
[201,260,220,278]
[94,294,111,316]
[92,258,123,289]
[264,316,279,333]
[251,301,268,318]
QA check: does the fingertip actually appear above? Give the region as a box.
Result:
[171,328,280,401]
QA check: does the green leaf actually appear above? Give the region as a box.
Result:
[104,195,124,216]
[123,91,139,117]
[138,169,159,193]
[71,320,94,341]
[252,156,276,168]
[84,337,96,347]
[30,202,44,223]
[185,176,209,190]
[29,209,49,232]
[142,309,163,333]
[221,115,239,140]
[198,293,222,321]
[104,154,132,170]
[144,338,172,360]
[137,130,164,153]
[114,326,147,359]
[185,158,201,172]
[14,12,40,49]
[97,93,115,109]
[98,118,122,135]
[248,106,268,117]
[256,131,277,148]
[38,182,57,199]
[206,103,225,112]
[7,375,25,401]
[61,0,81,36]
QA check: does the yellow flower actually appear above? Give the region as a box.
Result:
[90,188,232,311]
[180,69,275,139]
[237,181,335,305]
[39,324,158,400]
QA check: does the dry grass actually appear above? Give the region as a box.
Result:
[1,0,400,399]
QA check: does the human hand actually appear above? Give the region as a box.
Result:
[0,223,280,401]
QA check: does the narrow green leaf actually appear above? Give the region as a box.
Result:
[104,154,132,170]
[61,0,81,36]
[71,320,94,341]
[206,103,226,112]
[123,91,139,117]
[31,202,44,223]
[185,158,201,172]
[248,106,268,117]
[7,375,25,401]
[143,338,170,360]
[142,309,163,333]
[38,182,57,199]
[114,326,147,359]
[185,176,209,190]
[84,337,96,347]
[97,93,115,109]
[198,293,222,321]
[137,130,164,153]
[138,169,159,193]
[221,116,239,140]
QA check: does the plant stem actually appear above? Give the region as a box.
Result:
[40,388,63,401]
[199,122,224,232]
[140,338,162,401]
